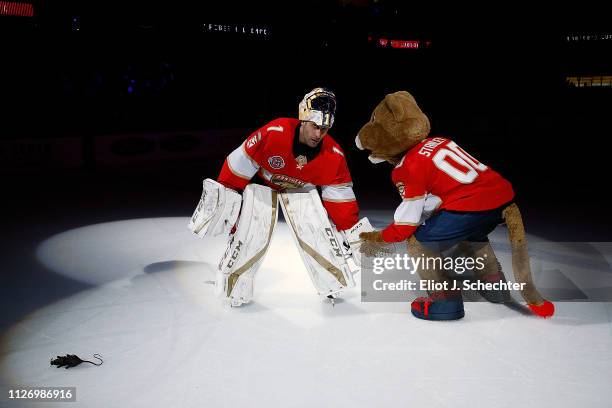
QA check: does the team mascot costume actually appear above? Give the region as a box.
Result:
[356,91,554,321]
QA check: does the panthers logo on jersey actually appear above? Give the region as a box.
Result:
[271,174,307,189]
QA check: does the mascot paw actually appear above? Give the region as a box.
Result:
[358,231,391,257]
[359,231,384,243]
[528,300,555,318]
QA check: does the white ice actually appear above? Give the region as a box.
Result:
[1,215,612,408]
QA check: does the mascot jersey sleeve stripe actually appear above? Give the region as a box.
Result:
[218,117,359,231]
[381,136,514,242]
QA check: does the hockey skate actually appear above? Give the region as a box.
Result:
[326,294,339,307]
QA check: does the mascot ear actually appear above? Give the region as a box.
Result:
[383,93,408,123]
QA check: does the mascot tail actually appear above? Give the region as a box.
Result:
[502,203,555,318]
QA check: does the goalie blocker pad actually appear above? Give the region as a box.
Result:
[342,217,374,256]
[216,184,278,306]
[188,178,242,238]
[279,188,355,297]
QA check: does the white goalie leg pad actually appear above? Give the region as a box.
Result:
[279,189,355,298]
[216,184,278,306]
[188,178,242,238]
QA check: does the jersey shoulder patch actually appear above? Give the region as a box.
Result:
[245,131,263,149]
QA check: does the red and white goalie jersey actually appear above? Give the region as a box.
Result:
[218,118,359,231]
[382,137,515,242]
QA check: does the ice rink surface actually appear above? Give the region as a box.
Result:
[2,213,612,408]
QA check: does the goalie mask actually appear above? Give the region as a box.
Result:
[299,87,336,128]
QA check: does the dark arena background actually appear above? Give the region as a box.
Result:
[1,2,612,407]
